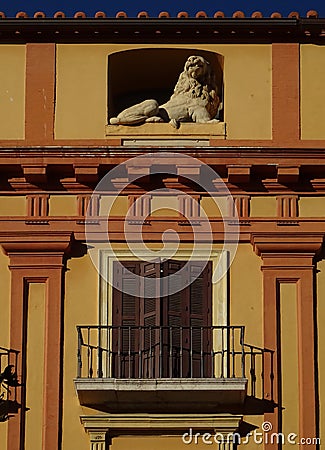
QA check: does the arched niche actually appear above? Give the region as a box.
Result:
[107,48,224,122]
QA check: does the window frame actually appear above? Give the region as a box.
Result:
[98,248,229,329]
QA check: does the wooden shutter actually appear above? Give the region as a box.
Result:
[161,260,186,377]
[161,260,212,377]
[112,261,140,377]
[188,261,212,377]
[139,261,160,377]
[140,261,161,327]
[161,260,186,328]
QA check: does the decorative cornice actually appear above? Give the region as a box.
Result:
[1,147,325,193]
[0,17,324,44]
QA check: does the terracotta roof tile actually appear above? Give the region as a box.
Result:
[54,11,65,18]
[214,11,225,18]
[137,11,149,18]
[251,11,263,18]
[16,11,28,18]
[73,11,86,19]
[177,12,189,18]
[271,12,282,18]
[34,11,46,18]
[95,11,106,18]
[158,11,170,18]
[115,11,127,18]
[195,11,208,18]
[288,11,300,18]
[307,10,319,18]
[0,10,321,19]
[232,11,245,18]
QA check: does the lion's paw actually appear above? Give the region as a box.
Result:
[169,119,180,129]
[145,116,164,123]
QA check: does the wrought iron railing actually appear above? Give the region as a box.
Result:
[0,346,19,402]
[77,325,274,399]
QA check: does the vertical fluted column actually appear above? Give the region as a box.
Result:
[89,430,109,450]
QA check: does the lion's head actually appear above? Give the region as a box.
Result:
[184,55,209,81]
[171,55,220,119]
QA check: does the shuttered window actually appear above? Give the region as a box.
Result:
[112,260,212,377]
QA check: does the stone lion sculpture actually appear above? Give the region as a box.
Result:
[109,55,220,128]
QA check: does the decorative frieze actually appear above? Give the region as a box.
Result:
[26,194,49,217]
[128,194,151,219]
[77,195,100,217]
[178,194,200,218]
[276,195,298,218]
[229,195,250,218]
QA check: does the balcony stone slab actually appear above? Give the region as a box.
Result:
[74,377,247,413]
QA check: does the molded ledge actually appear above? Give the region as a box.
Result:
[80,412,243,435]
[105,122,226,140]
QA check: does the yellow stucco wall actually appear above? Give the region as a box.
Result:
[100,196,129,217]
[0,196,25,216]
[111,435,217,449]
[49,195,77,216]
[230,244,263,347]
[299,197,325,217]
[201,197,223,217]
[301,45,325,140]
[0,46,25,139]
[230,244,264,448]
[55,44,272,140]
[62,254,101,450]
[250,196,276,217]
[151,196,179,217]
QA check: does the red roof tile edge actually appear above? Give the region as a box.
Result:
[0,10,320,19]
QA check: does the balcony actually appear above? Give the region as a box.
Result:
[0,346,20,422]
[74,326,273,413]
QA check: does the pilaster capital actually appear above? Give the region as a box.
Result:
[251,232,324,270]
[88,429,109,450]
[251,232,324,256]
[0,231,74,268]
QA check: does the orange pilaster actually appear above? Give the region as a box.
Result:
[1,236,72,450]
[252,234,322,449]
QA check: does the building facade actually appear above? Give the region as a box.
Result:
[0,10,324,450]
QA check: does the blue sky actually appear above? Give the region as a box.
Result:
[0,0,323,17]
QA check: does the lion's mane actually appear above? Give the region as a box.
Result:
[169,56,220,119]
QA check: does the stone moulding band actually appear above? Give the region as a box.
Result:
[80,413,243,434]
